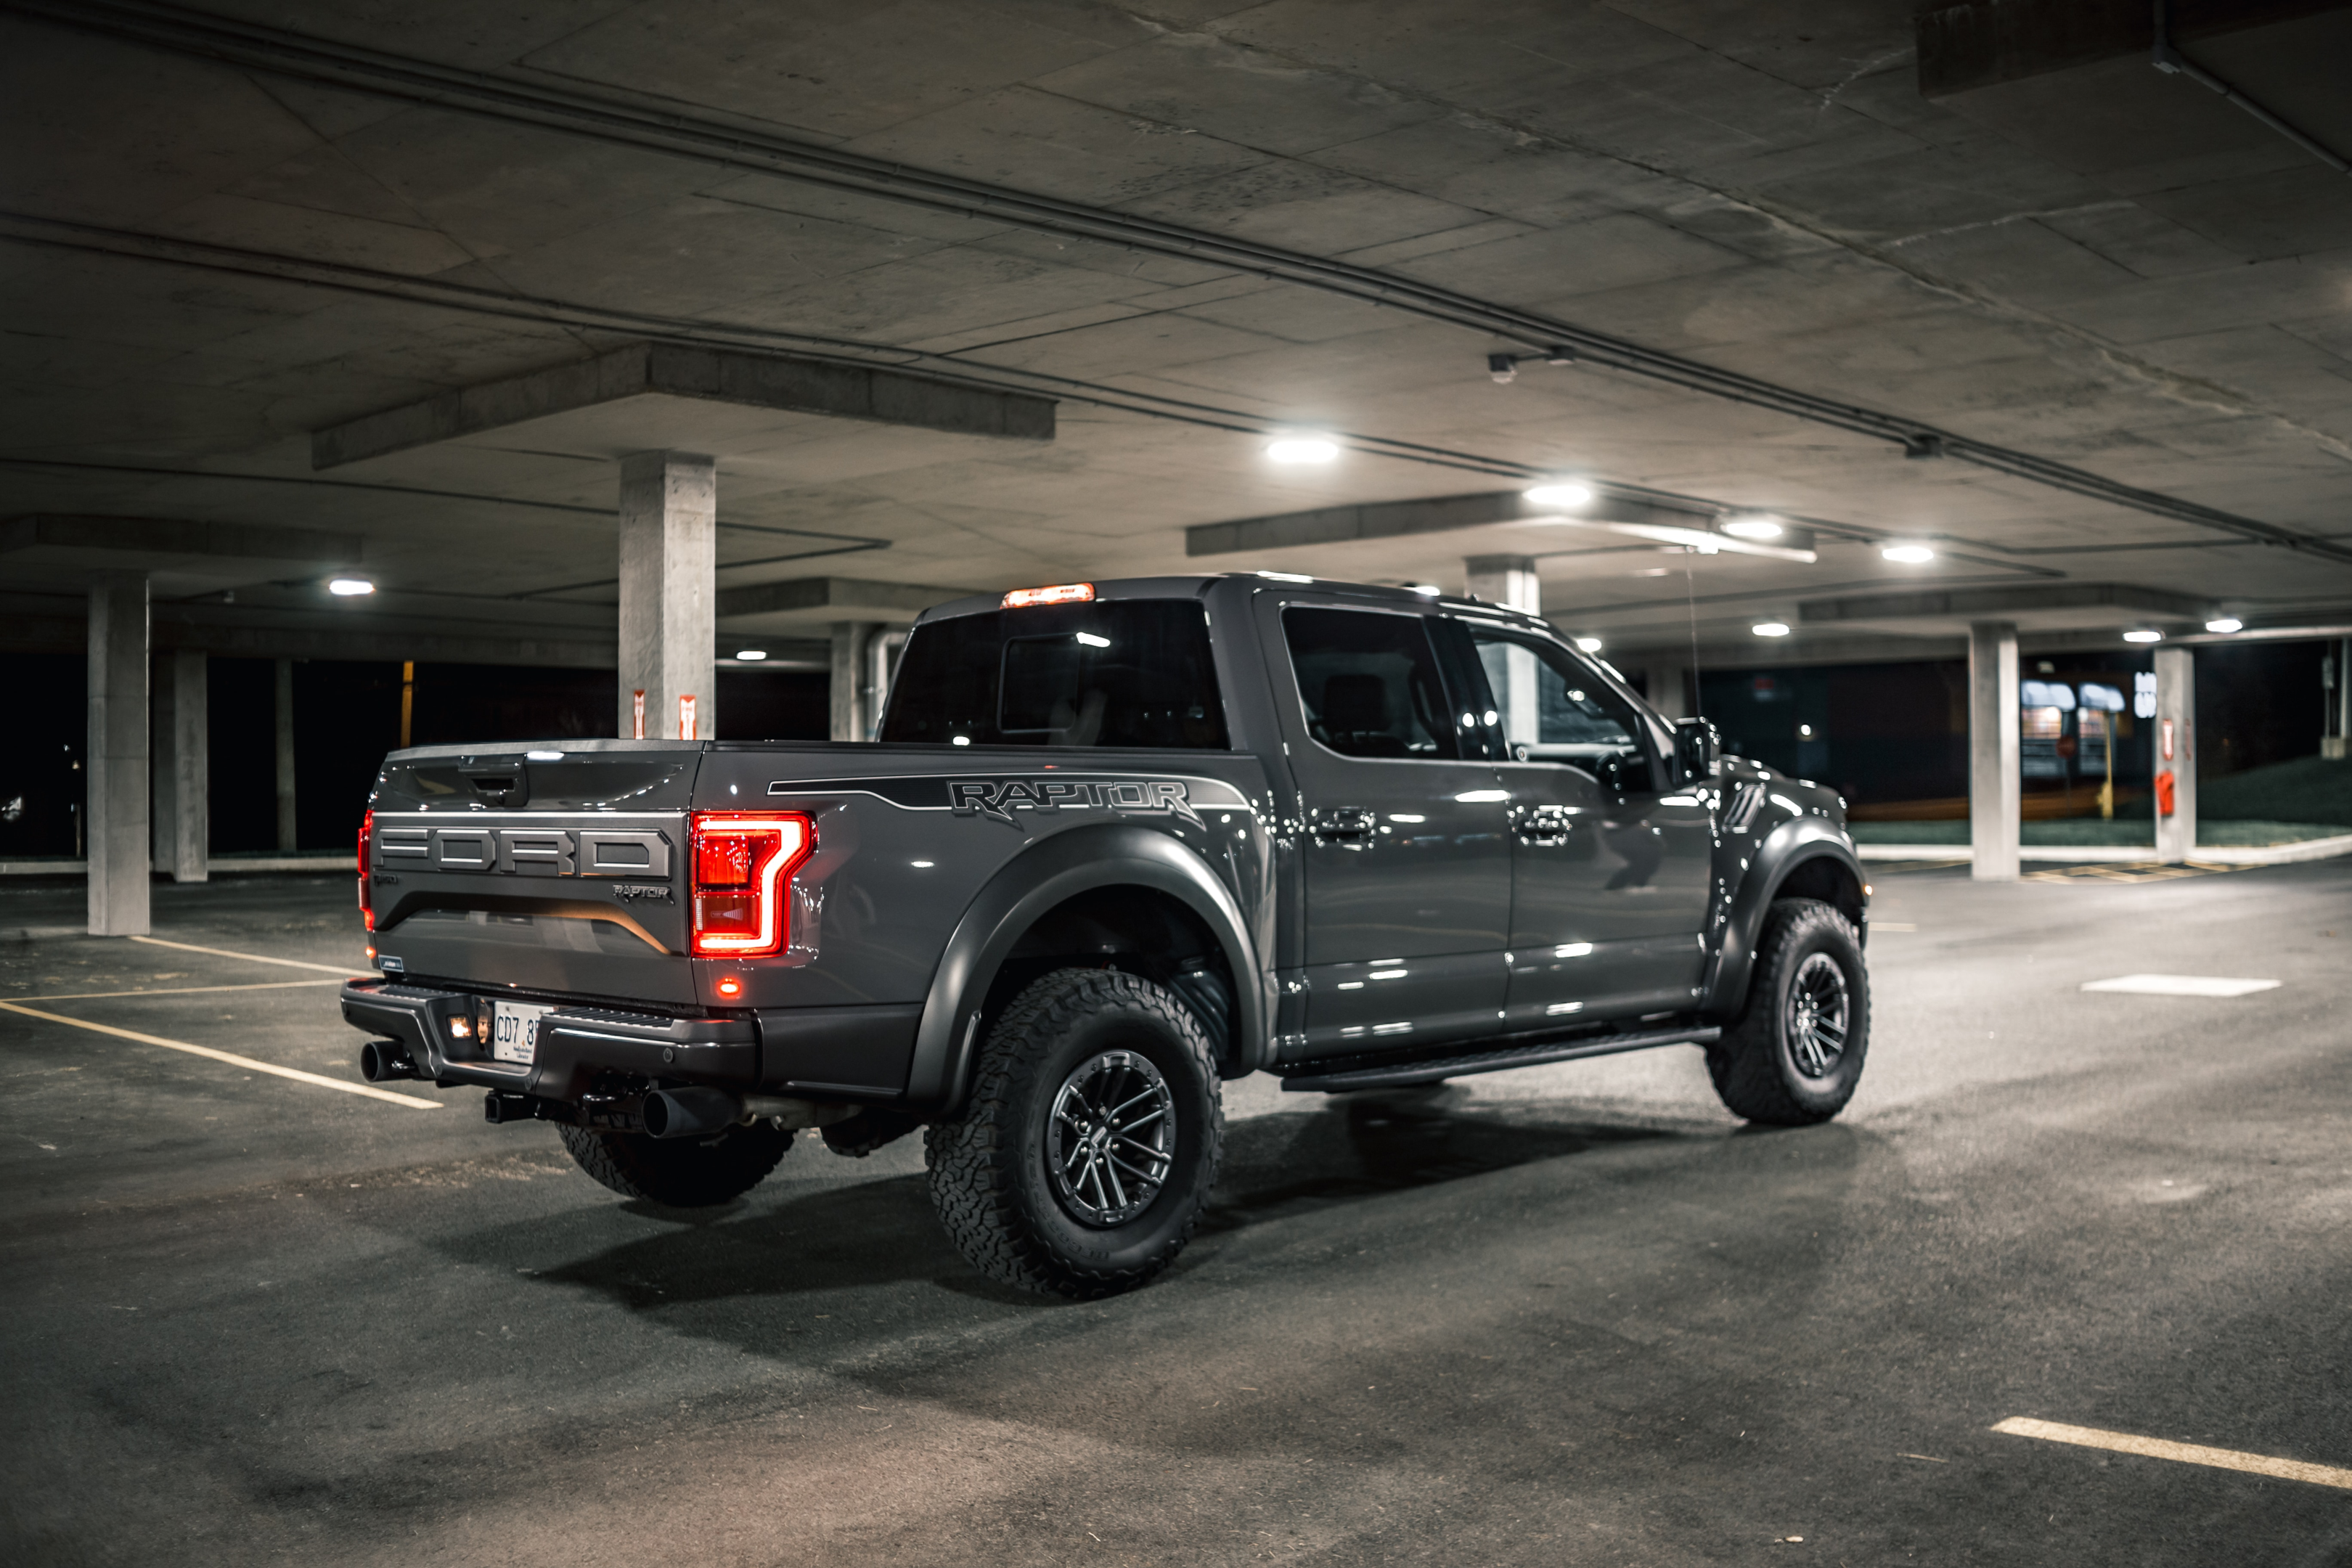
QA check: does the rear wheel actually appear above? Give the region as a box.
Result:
[1707,897,1870,1126]
[926,968,1223,1298]
[557,1120,791,1206]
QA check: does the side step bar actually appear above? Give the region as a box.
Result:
[1278,1023,1721,1093]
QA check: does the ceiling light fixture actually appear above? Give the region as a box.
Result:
[734,649,767,661]
[1881,544,1936,564]
[2205,617,2243,634]
[1575,637,1603,653]
[1407,583,1441,596]
[2123,629,2164,644]
[1720,515,1785,540]
[1522,481,1594,509]
[327,577,375,596]
[1266,435,1339,465]
[1752,621,1792,637]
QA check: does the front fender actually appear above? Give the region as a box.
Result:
[1700,816,1866,1018]
[901,823,1270,1115]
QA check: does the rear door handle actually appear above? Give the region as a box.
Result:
[1312,808,1377,845]
[1515,805,1572,845]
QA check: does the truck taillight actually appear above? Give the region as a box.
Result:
[358,809,375,932]
[689,812,814,957]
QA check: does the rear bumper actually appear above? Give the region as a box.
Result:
[340,979,756,1102]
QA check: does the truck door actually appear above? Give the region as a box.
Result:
[1263,600,1511,1059]
[1452,621,1713,1025]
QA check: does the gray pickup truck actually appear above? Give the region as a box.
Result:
[343,573,1870,1297]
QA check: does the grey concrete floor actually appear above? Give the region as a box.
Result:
[2,865,2348,1567]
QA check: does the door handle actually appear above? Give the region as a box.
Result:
[1311,808,1377,846]
[1515,805,1572,846]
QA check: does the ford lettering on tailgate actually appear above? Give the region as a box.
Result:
[377,825,672,877]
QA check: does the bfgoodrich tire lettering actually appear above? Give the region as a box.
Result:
[557,1120,791,1206]
[925,968,1223,1299]
[1707,897,1870,1126]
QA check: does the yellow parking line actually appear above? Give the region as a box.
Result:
[128,934,361,975]
[1992,1417,2352,1490]
[0,999,441,1109]
[10,980,346,1002]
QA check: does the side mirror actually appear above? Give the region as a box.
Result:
[1673,718,1719,783]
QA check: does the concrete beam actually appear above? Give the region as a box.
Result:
[1967,621,2021,883]
[716,576,970,622]
[1800,582,2211,632]
[1190,490,1816,565]
[312,343,1056,469]
[87,573,150,936]
[3,515,362,567]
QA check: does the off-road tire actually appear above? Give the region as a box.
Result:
[925,968,1223,1298]
[1707,897,1870,1126]
[557,1120,791,1206]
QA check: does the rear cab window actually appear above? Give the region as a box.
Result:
[1281,606,1462,761]
[881,600,1229,748]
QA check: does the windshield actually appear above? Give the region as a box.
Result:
[879,600,1229,748]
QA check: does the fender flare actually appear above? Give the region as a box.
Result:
[1700,817,1866,1018]
[901,823,1270,1114]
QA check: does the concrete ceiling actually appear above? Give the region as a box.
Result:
[4,0,2349,666]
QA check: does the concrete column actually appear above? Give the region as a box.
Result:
[150,650,208,883]
[2325,638,2349,761]
[274,656,296,852]
[87,573,151,936]
[1466,556,1540,744]
[1464,555,1540,613]
[830,621,878,742]
[1641,661,1691,720]
[2154,645,2197,862]
[617,451,716,740]
[1967,620,2020,881]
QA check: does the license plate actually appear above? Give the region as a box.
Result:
[491,1000,553,1065]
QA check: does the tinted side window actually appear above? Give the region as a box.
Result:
[880,600,1228,748]
[1283,608,1459,761]
[1467,629,1646,775]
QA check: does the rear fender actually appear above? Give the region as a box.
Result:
[1700,818,1866,1018]
[902,824,1269,1115]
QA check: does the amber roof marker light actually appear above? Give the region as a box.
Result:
[1003,583,1095,608]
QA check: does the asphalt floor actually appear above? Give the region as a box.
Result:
[2,862,2348,1567]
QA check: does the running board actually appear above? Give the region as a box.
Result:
[1278,1024,1720,1093]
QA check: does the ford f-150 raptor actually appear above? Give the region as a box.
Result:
[343,573,1871,1297]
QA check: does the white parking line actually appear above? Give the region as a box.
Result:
[0,1000,441,1109]
[2080,974,2281,997]
[128,934,362,976]
[10,980,346,1003]
[1993,1417,2352,1490]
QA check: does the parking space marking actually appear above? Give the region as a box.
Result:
[12,980,346,1003]
[0,1000,441,1109]
[1992,1418,2352,1490]
[2081,974,2281,997]
[128,935,361,975]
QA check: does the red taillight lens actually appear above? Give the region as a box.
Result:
[358,809,375,932]
[689,812,814,958]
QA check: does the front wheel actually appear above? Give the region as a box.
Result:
[925,968,1224,1298]
[1707,897,1870,1126]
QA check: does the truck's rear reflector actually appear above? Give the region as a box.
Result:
[689,812,814,957]
[358,809,375,932]
[1002,582,1093,608]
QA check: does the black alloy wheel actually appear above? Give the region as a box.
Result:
[926,968,1223,1298]
[1707,897,1870,1126]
